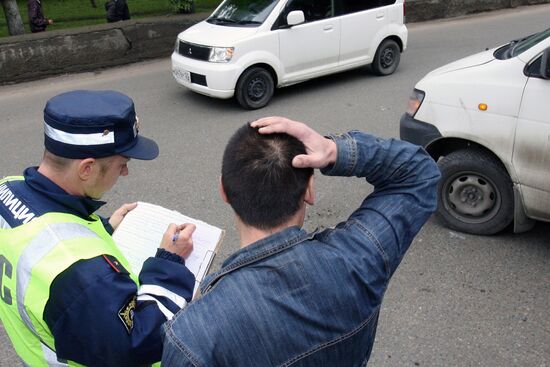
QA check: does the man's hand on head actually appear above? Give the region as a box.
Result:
[251,117,337,169]
[109,202,137,230]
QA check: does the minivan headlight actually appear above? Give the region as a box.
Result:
[406,89,425,117]
[209,47,234,63]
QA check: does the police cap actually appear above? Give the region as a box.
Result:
[43,90,159,160]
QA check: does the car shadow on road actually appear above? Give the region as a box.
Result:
[432,215,550,249]
[173,66,378,112]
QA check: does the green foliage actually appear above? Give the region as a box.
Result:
[0,0,220,37]
[170,0,195,14]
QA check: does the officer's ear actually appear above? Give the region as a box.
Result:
[78,158,97,181]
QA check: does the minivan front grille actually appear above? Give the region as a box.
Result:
[178,41,211,61]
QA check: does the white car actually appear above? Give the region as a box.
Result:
[172,0,407,109]
[400,27,550,235]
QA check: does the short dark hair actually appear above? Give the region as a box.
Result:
[222,124,314,230]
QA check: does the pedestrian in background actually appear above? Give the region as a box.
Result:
[105,0,131,22]
[27,0,53,33]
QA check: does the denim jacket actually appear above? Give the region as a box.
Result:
[162,131,441,367]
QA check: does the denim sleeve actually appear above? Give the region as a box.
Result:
[162,332,197,367]
[321,131,440,278]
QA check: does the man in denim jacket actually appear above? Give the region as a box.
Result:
[162,117,441,366]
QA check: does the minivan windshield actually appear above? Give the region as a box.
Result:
[207,0,279,26]
[495,27,550,60]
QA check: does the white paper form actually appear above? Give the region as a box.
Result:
[112,201,224,297]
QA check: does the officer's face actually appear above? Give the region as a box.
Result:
[87,155,130,199]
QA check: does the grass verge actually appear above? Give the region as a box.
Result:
[0,0,219,37]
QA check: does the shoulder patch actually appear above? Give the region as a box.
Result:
[102,254,129,274]
[118,295,137,334]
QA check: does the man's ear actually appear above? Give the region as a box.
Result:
[304,175,315,205]
[219,176,229,203]
[77,158,96,181]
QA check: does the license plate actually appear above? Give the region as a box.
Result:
[174,68,191,83]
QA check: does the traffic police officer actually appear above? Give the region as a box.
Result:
[0,90,196,366]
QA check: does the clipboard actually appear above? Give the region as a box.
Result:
[112,201,224,299]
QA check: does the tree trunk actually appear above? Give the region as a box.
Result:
[1,0,25,36]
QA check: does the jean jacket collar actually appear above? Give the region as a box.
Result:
[201,226,317,294]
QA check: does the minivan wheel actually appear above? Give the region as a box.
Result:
[371,39,400,76]
[235,67,274,110]
[437,149,514,235]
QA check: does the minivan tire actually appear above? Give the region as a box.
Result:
[437,149,514,235]
[371,39,400,76]
[236,67,274,110]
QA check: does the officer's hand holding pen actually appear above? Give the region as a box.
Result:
[161,223,195,259]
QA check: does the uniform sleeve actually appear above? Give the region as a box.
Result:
[44,253,195,367]
[321,131,441,279]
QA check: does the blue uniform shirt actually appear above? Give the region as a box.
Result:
[0,167,195,367]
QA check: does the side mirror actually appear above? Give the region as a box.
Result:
[287,10,305,26]
[541,48,550,80]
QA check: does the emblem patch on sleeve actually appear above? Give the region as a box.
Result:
[118,295,137,334]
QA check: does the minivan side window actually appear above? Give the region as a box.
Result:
[525,51,550,79]
[335,0,396,16]
[280,0,332,25]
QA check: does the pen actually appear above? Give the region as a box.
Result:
[172,231,179,244]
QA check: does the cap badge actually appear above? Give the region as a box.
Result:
[133,116,140,137]
[102,129,110,136]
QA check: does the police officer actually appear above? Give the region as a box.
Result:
[0,90,196,366]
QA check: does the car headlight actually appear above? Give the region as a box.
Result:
[209,47,234,63]
[406,89,425,117]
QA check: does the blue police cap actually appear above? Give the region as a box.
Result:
[43,90,159,160]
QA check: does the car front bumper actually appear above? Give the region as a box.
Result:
[399,113,442,148]
[171,52,242,99]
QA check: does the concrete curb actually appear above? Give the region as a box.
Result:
[0,13,208,84]
[1,1,550,85]
[405,0,550,22]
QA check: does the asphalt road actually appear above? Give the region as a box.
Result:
[0,4,549,366]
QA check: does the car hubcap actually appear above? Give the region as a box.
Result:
[444,173,501,223]
[247,77,266,101]
[381,47,395,68]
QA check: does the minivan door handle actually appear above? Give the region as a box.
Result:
[323,25,333,31]
[376,13,385,19]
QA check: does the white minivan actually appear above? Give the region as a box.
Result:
[400,27,550,235]
[172,0,407,109]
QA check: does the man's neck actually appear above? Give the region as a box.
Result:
[237,210,305,248]
[37,164,83,196]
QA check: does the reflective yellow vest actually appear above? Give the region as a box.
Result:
[0,176,139,367]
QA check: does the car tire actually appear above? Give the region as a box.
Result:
[235,67,274,110]
[371,39,400,76]
[437,149,514,235]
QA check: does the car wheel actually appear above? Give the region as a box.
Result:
[371,39,400,76]
[437,149,514,235]
[235,67,274,110]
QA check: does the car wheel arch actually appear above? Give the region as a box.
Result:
[238,63,279,89]
[384,35,403,52]
[426,137,510,174]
